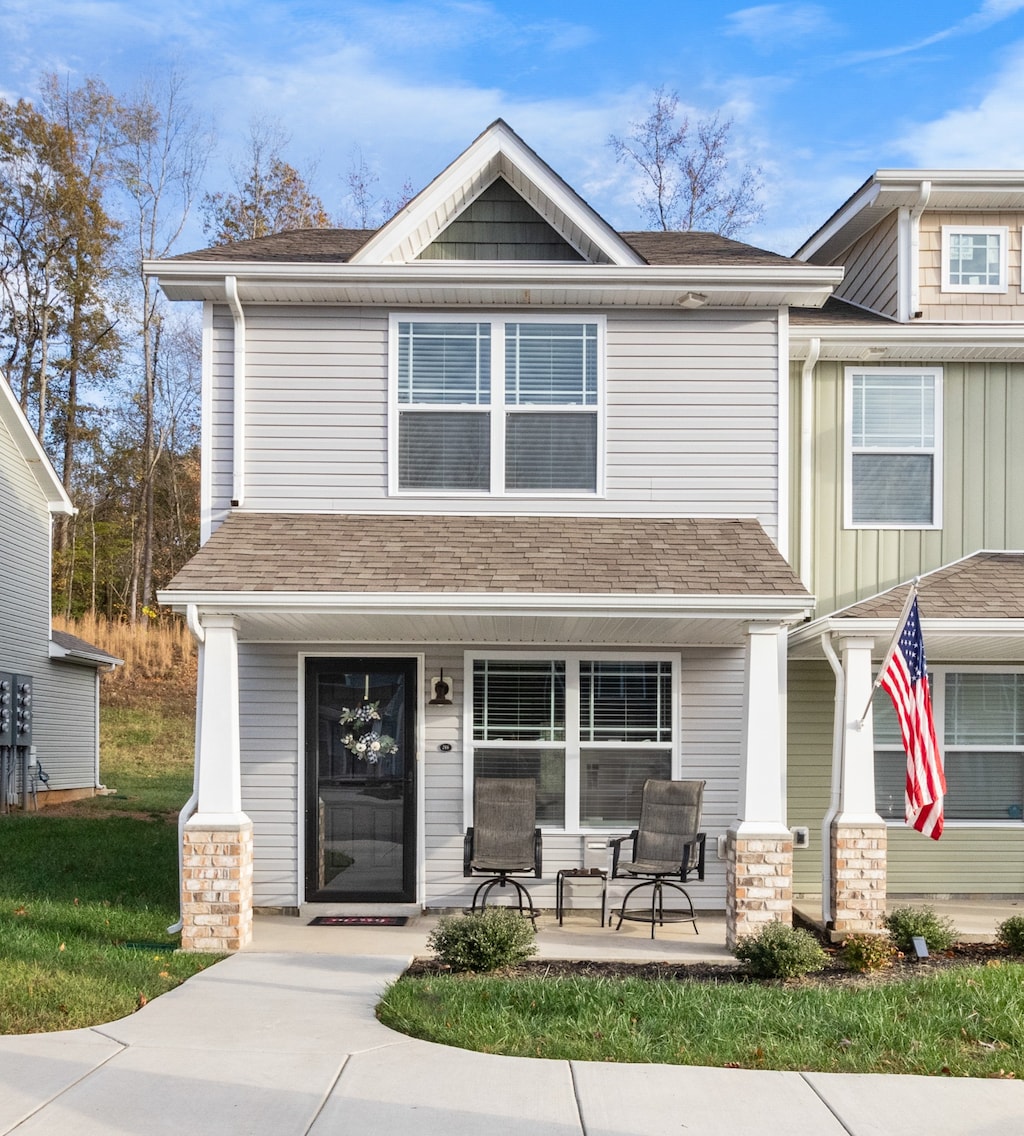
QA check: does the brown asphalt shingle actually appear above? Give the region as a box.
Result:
[838,553,1024,620]
[164,513,810,597]
[789,297,899,326]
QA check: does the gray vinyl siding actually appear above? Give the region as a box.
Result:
[791,357,1024,616]
[834,215,899,318]
[0,416,99,791]
[788,660,1024,896]
[238,642,744,910]
[209,305,781,537]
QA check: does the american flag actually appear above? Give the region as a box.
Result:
[879,595,945,840]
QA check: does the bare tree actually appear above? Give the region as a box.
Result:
[201,117,330,244]
[339,148,415,228]
[609,87,763,236]
[115,72,209,620]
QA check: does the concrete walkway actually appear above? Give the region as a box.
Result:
[0,915,1021,1135]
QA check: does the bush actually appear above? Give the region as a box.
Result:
[996,914,1024,955]
[841,932,897,973]
[734,922,827,979]
[427,908,537,972]
[884,905,957,953]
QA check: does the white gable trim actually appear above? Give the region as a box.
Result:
[349,120,644,268]
[0,375,73,514]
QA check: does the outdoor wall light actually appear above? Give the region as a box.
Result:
[428,670,453,706]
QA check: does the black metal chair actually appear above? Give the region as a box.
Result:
[609,779,706,938]
[464,777,542,925]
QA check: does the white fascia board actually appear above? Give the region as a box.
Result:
[789,323,1024,358]
[48,639,123,667]
[158,590,815,622]
[794,179,881,262]
[791,615,1024,651]
[347,120,644,268]
[0,376,74,514]
[147,260,844,306]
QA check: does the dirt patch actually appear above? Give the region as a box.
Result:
[404,942,1017,987]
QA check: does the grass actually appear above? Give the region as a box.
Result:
[0,642,217,1034]
[378,967,1024,1078]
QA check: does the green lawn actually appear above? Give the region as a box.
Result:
[378,967,1024,1077]
[0,692,219,1034]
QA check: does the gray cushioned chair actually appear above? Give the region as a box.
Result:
[609,779,706,938]
[464,778,542,925]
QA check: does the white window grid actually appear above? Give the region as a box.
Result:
[463,650,681,833]
[388,312,606,497]
[940,225,1009,294]
[843,366,943,530]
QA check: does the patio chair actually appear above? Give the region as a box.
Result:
[609,779,706,939]
[464,778,542,925]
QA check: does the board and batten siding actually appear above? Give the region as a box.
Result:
[238,642,744,910]
[0,415,99,791]
[207,305,780,534]
[788,660,1024,895]
[833,214,899,319]
[789,357,1024,617]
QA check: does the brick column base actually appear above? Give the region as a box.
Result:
[725,829,793,949]
[830,821,887,936]
[181,819,254,953]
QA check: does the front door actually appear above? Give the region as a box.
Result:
[305,657,417,902]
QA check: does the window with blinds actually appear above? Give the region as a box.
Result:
[874,671,1024,822]
[469,656,677,830]
[393,316,602,494]
[846,368,941,527]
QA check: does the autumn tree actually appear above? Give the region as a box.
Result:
[609,87,763,236]
[201,118,330,244]
[339,148,415,228]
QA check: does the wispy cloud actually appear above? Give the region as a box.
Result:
[725,5,839,52]
[843,0,1024,64]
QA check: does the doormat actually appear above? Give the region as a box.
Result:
[308,915,409,927]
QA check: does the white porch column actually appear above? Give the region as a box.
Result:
[831,635,887,935]
[727,623,793,947]
[182,613,253,952]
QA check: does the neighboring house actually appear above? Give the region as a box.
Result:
[0,375,121,806]
[786,171,1024,933]
[151,120,839,951]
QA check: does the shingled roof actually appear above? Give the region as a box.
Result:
[837,553,1024,620]
[169,227,804,268]
[789,297,899,326]
[165,513,809,597]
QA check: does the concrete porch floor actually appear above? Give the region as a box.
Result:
[794,896,1024,942]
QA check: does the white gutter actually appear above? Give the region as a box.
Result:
[225,275,246,508]
[819,632,844,927]
[168,605,205,935]
[904,180,931,321]
[799,337,820,590]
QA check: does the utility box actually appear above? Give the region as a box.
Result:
[13,675,32,746]
[0,675,12,747]
[582,836,610,871]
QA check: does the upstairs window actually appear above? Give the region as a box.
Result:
[392,315,602,495]
[941,226,1008,293]
[845,368,942,528]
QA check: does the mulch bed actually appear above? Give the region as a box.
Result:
[404,942,1017,987]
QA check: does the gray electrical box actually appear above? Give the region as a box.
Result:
[13,674,32,746]
[0,675,12,747]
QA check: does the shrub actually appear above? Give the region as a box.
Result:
[884,905,957,953]
[734,922,827,979]
[996,914,1024,955]
[427,908,537,972]
[841,932,897,973]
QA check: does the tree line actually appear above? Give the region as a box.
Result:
[1,76,760,622]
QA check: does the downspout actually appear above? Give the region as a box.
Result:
[905,180,931,320]
[225,275,246,508]
[168,605,205,935]
[799,337,820,591]
[820,632,844,928]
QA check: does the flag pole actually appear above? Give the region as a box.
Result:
[854,576,920,729]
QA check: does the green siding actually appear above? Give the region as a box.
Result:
[788,660,1024,895]
[792,359,1024,615]
[418,178,585,262]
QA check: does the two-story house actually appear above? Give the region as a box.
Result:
[0,374,120,806]
[786,172,1024,934]
[151,121,842,952]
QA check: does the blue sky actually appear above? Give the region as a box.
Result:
[3,1,1024,253]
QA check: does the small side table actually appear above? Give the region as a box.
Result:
[555,868,607,926]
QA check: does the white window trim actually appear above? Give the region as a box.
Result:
[843,365,943,530]
[462,650,681,834]
[387,312,606,498]
[940,225,1009,294]
[876,665,1024,827]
